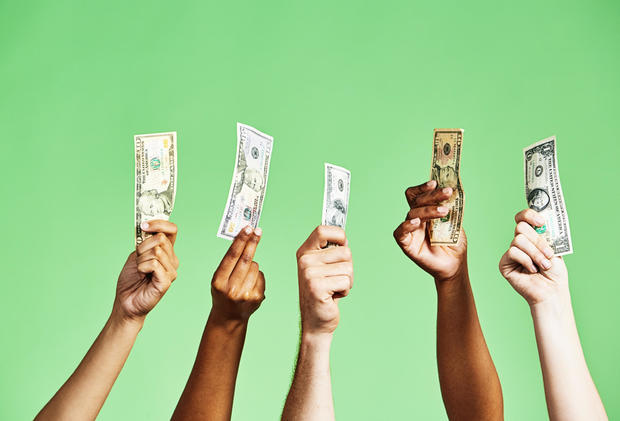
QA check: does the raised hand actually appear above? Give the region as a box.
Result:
[393,180,466,281]
[499,209,568,305]
[172,225,265,421]
[211,225,266,322]
[282,226,354,421]
[113,220,179,322]
[296,226,353,337]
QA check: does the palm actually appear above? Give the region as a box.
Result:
[401,223,467,280]
[116,252,168,318]
[499,255,568,305]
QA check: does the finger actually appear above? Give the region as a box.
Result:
[512,234,552,270]
[254,271,266,296]
[409,187,453,208]
[407,205,449,222]
[297,226,346,254]
[137,231,173,255]
[304,246,353,265]
[230,230,262,284]
[140,220,178,245]
[393,218,422,246]
[324,275,352,298]
[515,222,554,259]
[515,209,546,228]
[506,246,538,274]
[405,180,436,206]
[312,261,354,279]
[137,258,172,287]
[214,226,253,281]
[238,261,260,295]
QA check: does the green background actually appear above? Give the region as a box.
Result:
[1,0,619,419]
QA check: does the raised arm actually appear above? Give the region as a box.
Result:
[499,209,607,421]
[281,226,354,421]
[393,180,503,421]
[36,220,179,421]
[172,226,265,421]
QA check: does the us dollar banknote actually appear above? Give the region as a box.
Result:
[218,123,273,240]
[429,129,464,245]
[524,136,572,255]
[135,132,177,245]
[322,163,351,229]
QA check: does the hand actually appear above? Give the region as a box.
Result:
[499,209,569,306]
[113,220,179,323]
[296,226,353,337]
[211,226,265,322]
[393,180,467,281]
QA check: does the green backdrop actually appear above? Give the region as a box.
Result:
[1,0,619,419]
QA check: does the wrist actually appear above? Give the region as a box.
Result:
[434,264,469,294]
[108,310,144,334]
[530,289,573,320]
[207,309,249,334]
[301,330,333,347]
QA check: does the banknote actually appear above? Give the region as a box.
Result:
[218,123,273,240]
[524,136,572,255]
[322,163,351,229]
[135,132,177,246]
[429,129,464,245]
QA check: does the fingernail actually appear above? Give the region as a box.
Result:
[535,215,545,225]
[254,227,263,236]
[409,218,420,226]
[437,206,448,213]
[244,226,252,234]
[541,259,552,270]
[529,265,538,273]
[427,180,436,188]
[543,247,554,259]
[141,221,149,230]
[442,187,452,195]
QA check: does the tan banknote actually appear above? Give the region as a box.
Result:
[218,123,273,240]
[429,129,464,245]
[322,163,351,229]
[134,132,177,245]
[524,136,572,255]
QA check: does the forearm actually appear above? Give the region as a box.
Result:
[172,311,248,421]
[435,270,503,421]
[531,292,607,421]
[282,333,334,421]
[36,313,142,421]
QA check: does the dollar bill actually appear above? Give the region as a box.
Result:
[134,132,177,246]
[524,136,572,255]
[322,163,351,229]
[429,129,464,245]
[218,123,273,240]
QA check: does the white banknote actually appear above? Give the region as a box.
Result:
[322,163,351,229]
[218,123,273,240]
[134,132,177,245]
[524,136,572,255]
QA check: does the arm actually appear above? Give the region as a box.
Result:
[172,226,265,421]
[394,180,503,421]
[36,220,179,421]
[282,226,354,421]
[499,209,607,421]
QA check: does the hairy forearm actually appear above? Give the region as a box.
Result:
[435,270,503,421]
[531,292,607,421]
[35,313,142,421]
[172,312,248,421]
[282,333,334,421]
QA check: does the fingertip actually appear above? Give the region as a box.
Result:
[409,218,421,227]
[426,180,437,189]
[254,227,263,236]
[140,221,149,230]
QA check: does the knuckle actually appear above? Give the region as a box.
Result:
[298,254,312,268]
[342,247,352,260]
[302,267,315,280]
